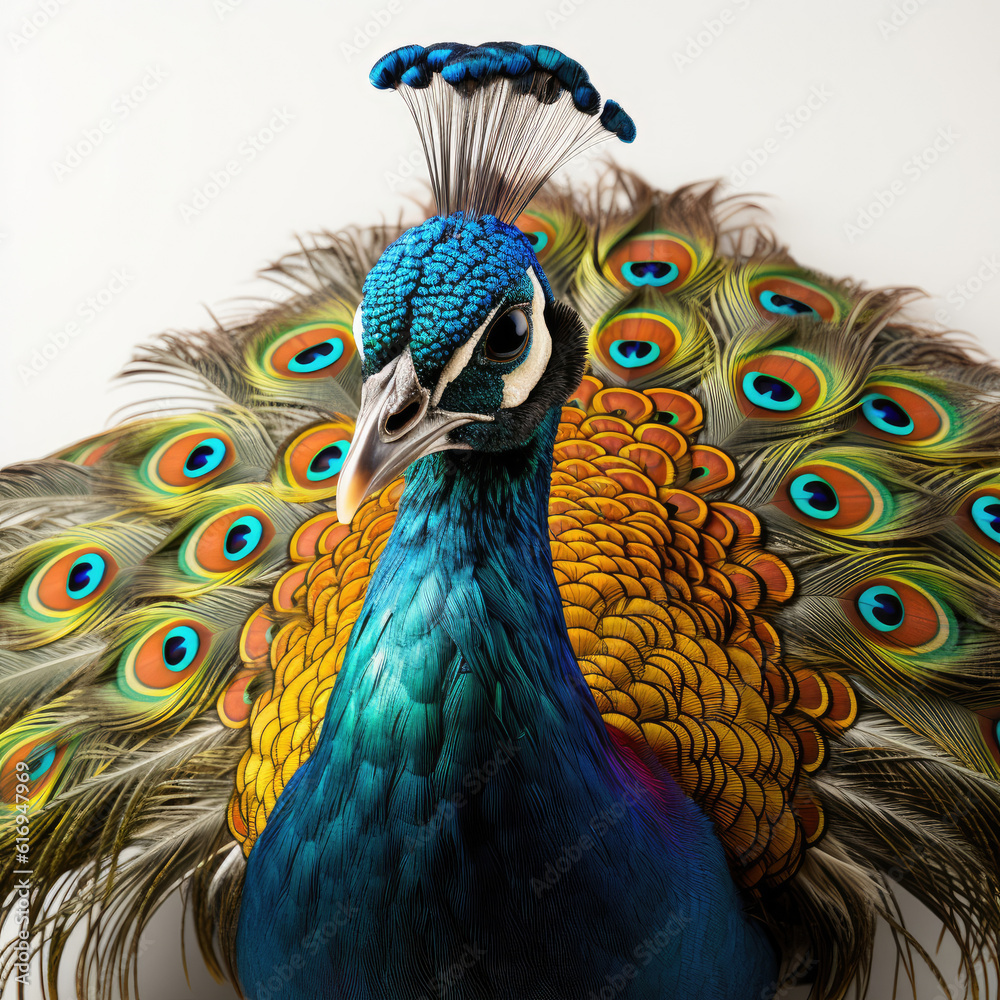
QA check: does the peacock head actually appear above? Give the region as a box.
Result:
[336,211,587,520]
[336,41,635,522]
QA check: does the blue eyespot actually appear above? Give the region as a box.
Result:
[162,625,200,672]
[524,231,548,252]
[184,438,228,478]
[621,261,679,287]
[789,474,839,520]
[27,744,56,781]
[306,440,351,482]
[66,553,106,599]
[758,290,817,317]
[608,339,661,369]
[224,516,265,561]
[742,372,802,411]
[856,585,905,632]
[861,394,914,435]
[288,338,344,374]
[971,495,1000,543]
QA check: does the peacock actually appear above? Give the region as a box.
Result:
[2,39,1000,1000]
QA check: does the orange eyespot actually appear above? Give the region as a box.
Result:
[264,322,355,380]
[143,430,236,491]
[774,461,890,533]
[119,619,213,701]
[955,483,1000,557]
[843,576,954,653]
[280,422,354,497]
[514,210,558,260]
[178,506,275,578]
[855,381,950,445]
[604,231,696,292]
[590,310,680,383]
[21,546,117,617]
[749,275,839,322]
[974,705,1000,766]
[0,735,70,806]
[736,351,827,419]
[217,668,261,728]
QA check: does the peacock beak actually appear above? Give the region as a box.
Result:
[335,349,486,524]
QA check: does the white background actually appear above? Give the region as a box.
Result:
[2,0,999,997]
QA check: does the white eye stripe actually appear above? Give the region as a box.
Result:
[430,268,551,409]
[431,313,489,407]
[352,305,365,361]
[500,272,550,408]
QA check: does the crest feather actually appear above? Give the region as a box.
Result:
[370,41,635,222]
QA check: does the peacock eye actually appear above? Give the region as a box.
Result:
[856,584,905,632]
[758,290,816,317]
[524,231,548,252]
[860,393,914,435]
[789,474,839,520]
[162,625,201,671]
[741,372,802,411]
[483,307,530,363]
[971,495,1000,543]
[183,437,227,478]
[748,274,840,322]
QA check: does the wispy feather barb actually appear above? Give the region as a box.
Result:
[371,42,635,222]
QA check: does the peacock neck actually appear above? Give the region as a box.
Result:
[315,404,612,772]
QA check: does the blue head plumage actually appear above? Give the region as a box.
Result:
[336,42,634,521]
[360,213,551,391]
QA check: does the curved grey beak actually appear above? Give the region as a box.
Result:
[336,350,489,524]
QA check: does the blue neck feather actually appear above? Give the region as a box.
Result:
[236,407,778,1000]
